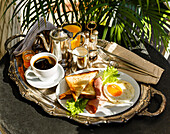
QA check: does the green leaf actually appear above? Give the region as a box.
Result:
[164,0,170,9]
[156,0,160,13]
[97,7,112,25]
[146,0,149,10]
[122,31,132,48]
[122,32,128,48]
[118,8,143,29]
[102,10,113,40]
[138,0,142,8]
[117,15,141,37]
[124,26,137,45]
[117,24,123,43]
[161,37,168,51]
[102,26,108,40]
[102,66,120,85]
[152,20,159,50]
[110,25,115,40]
[66,98,89,115]
[86,3,108,15]
[26,0,31,28]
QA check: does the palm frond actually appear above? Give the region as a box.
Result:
[39,0,46,22]
[46,0,55,24]
[1,0,17,19]
[26,0,31,28]
[2,0,170,52]
[54,0,63,25]
[69,0,78,22]
[11,0,28,22]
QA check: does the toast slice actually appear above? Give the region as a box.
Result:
[59,79,96,100]
[59,90,72,100]
[65,70,98,101]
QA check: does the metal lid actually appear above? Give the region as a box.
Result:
[84,31,89,38]
[93,30,98,35]
[49,27,69,41]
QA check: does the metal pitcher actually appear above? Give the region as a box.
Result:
[41,27,86,67]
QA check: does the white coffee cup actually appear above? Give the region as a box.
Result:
[25,52,58,82]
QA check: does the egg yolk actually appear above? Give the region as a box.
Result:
[107,84,122,97]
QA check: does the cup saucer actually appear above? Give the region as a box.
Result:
[25,64,65,89]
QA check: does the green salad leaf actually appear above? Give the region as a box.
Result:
[66,98,89,115]
[102,66,120,85]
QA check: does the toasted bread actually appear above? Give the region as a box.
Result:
[59,90,72,100]
[59,79,96,100]
[65,70,98,101]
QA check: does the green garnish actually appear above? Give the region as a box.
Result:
[102,66,120,85]
[66,98,89,115]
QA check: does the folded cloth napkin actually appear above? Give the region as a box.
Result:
[103,42,164,84]
[13,17,56,56]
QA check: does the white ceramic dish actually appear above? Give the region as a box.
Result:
[25,64,65,89]
[56,68,140,117]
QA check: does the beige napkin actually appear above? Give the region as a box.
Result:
[96,42,164,84]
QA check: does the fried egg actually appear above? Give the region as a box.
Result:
[103,80,135,104]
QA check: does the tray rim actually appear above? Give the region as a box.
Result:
[7,39,166,125]
[8,56,151,125]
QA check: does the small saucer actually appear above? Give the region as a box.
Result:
[25,64,65,89]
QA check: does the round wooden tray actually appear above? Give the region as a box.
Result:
[6,35,166,125]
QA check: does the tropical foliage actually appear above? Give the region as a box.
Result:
[3,0,170,51]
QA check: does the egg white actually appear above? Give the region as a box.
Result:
[103,80,135,104]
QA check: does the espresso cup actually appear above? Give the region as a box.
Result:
[25,52,58,82]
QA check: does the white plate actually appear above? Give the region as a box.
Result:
[56,68,140,117]
[25,64,65,89]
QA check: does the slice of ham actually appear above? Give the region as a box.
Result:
[85,99,99,114]
[94,77,108,102]
[93,77,102,97]
[85,77,107,114]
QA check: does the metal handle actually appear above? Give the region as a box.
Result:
[138,86,166,117]
[5,34,26,54]
[86,21,97,35]
[72,32,86,46]
[38,34,50,52]
[72,32,85,40]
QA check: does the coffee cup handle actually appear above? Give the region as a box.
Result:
[25,69,39,80]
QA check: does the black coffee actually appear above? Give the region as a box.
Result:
[34,56,56,70]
